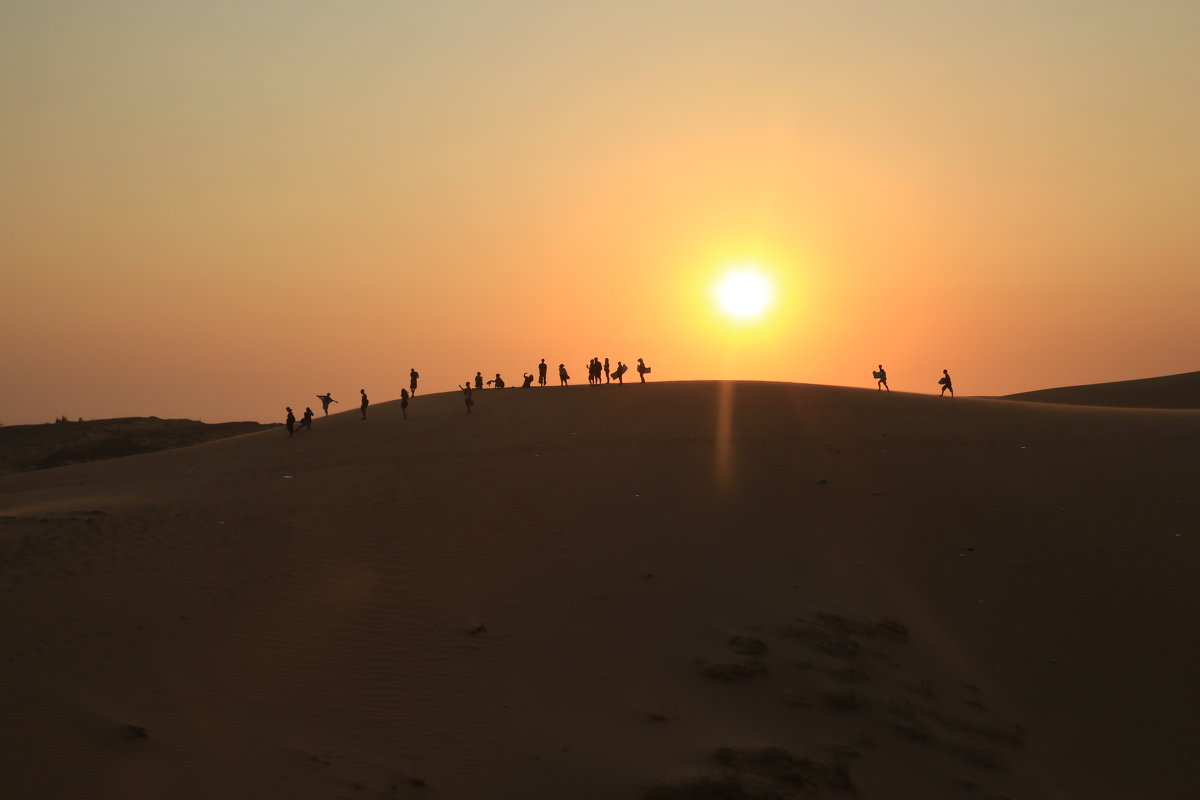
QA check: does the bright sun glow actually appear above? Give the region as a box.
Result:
[715,267,773,320]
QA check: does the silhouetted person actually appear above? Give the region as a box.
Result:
[409,368,420,396]
[875,365,889,392]
[285,407,295,436]
[522,372,534,388]
[939,369,954,397]
[461,383,474,413]
[474,372,484,391]
[400,388,410,419]
[360,388,369,419]
[487,373,505,389]
[613,361,627,384]
[637,358,651,383]
[558,363,570,386]
[316,393,338,415]
[301,407,314,431]
[538,358,548,386]
[603,357,611,383]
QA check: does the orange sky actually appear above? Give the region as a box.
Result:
[3,2,1198,425]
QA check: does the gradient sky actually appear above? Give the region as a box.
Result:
[3,1,1197,425]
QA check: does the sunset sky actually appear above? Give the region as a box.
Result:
[3,1,1197,425]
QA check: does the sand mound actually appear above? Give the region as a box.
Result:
[1002,370,1200,409]
[0,417,274,475]
[1,381,1197,799]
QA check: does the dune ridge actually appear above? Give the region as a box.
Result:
[0,417,274,476]
[1,381,1197,798]
[1002,369,1200,409]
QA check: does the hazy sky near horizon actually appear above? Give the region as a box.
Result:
[3,1,1198,425]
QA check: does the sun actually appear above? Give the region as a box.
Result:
[714,266,773,320]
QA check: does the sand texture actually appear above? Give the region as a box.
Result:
[1,381,1198,799]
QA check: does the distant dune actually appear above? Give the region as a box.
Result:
[1,381,1197,799]
[1002,370,1200,409]
[0,417,274,475]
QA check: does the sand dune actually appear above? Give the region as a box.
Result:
[1003,370,1200,409]
[0,417,275,475]
[1,381,1197,799]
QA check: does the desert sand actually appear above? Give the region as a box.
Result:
[1,380,1197,799]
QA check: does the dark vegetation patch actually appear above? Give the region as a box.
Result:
[823,690,868,711]
[700,660,769,683]
[729,636,769,656]
[815,613,909,643]
[0,417,274,474]
[643,777,783,800]
[714,747,855,793]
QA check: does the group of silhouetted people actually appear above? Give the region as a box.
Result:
[466,356,651,391]
[283,369,421,434]
[873,365,954,396]
[286,356,656,432]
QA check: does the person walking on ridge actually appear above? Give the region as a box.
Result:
[400,388,410,419]
[874,365,889,392]
[300,407,314,431]
[939,369,954,397]
[316,393,338,415]
[360,388,369,420]
[538,358,548,386]
[409,368,420,397]
[558,363,570,386]
[285,407,295,436]
[637,358,651,383]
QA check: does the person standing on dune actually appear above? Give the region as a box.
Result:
[538,358,548,386]
[400,388,410,419]
[285,407,295,436]
[360,388,369,420]
[558,363,570,386]
[604,357,611,383]
[461,383,474,413]
[316,393,337,415]
[939,369,954,397]
[300,407,314,431]
[875,365,889,392]
[637,358,651,383]
[409,368,420,397]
